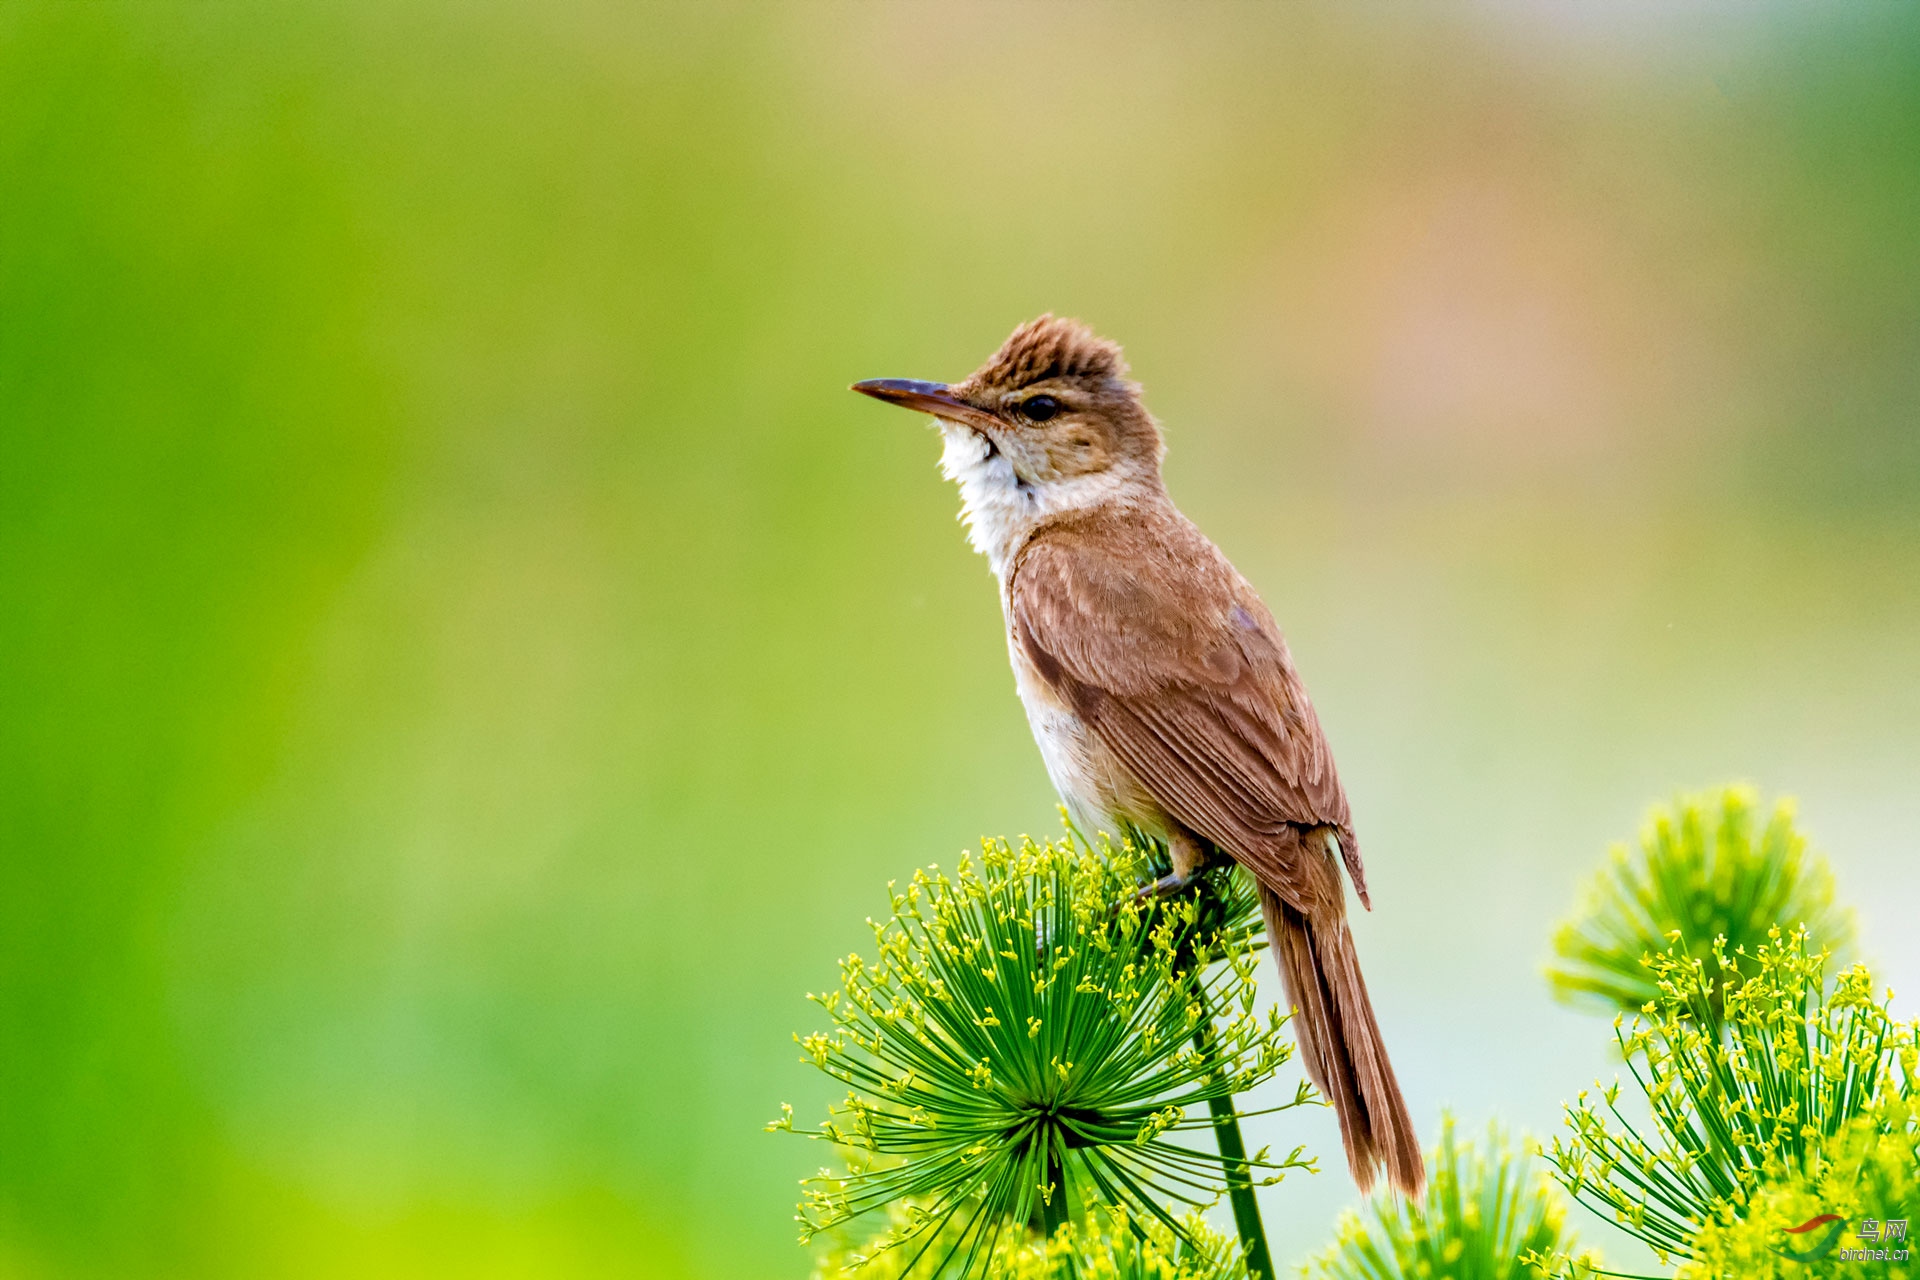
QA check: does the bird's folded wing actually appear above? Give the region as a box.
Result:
[1010,530,1362,909]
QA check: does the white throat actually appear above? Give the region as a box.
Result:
[936,422,1137,580]
[938,424,1034,578]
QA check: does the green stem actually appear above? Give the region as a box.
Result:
[1194,1007,1274,1280]
[1041,1142,1074,1278]
[1040,1146,1069,1237]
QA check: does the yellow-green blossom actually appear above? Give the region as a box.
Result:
[1543,926,1917,1265]
[777,833,1315,1275]
[813,1203,1249,1280]
[1681,1102,1918,1280]
[1549,786,1853,1020]
[1301,1114,1598,1280]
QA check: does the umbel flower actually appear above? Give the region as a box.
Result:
[773,833,1314,1276]
[1679,1102,1918,1280]
[1021,1207,1253,1280]
[1548,786,1854,1021]
[811,1205,1251,1280]
[1540,926,1919,1268]
[1302,1114,1596,1280]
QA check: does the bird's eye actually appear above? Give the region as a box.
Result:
[1021,395,1061,422]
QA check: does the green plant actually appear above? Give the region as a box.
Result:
[1680,1101,1918,1279]
[812,1204,1251,1280]
[774,833,1315,1277]
[1037,1207,1253,1280]
[1549,787,1854,1021]
[1541,927,1918,1268]
[1302,1113,1595,1280]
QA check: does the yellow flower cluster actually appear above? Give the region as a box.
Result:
[775,831,1313,1273]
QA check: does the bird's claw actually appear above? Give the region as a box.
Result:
[1132,869,1199,904]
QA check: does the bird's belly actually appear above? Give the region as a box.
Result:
[1007,645,1160,841]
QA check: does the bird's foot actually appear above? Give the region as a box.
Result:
[1132,869,1200,903]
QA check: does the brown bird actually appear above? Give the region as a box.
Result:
[852,315,1425,1196]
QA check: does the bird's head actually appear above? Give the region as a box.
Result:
[853,315,1166,501]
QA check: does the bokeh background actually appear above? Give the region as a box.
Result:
[4,3,1918,1276]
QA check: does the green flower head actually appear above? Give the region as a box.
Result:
[1548,786,1854,1021]
[1030,1207,1253,1280]
[1542,926,1918,1266]
[812,1204,1250,1280]
[1680,1103,1919,1280]
[775,833,1315,1276]
[1302,1114,1596,1280]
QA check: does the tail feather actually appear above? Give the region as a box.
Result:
[1261,886,1425,1196]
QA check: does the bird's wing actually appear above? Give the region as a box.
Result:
[1009,518,1365,910]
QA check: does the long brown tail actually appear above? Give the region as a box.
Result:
[1261,885,1425,1196]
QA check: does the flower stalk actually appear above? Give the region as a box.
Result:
[1196,1010,1275,1280]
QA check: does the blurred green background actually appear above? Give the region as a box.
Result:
[4,3,1918,1276]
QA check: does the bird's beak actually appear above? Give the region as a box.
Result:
[851,379,1000,433]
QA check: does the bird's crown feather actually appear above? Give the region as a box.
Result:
[959,314,1128,395]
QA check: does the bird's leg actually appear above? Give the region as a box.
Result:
[1133,828,1212,901]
